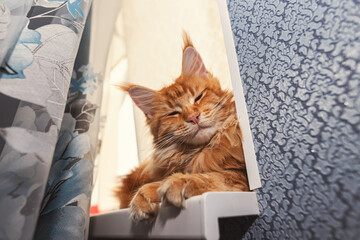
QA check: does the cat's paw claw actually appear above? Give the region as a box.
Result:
[129,192,159,223]
[129,207,157,223]
[158,176,187,208]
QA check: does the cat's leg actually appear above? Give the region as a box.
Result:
[116,161,154,209]
[157,171,248,208]
[129,181,161,222]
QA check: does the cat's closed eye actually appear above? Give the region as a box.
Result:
[168,111,180,116]
[195,90,206,103]
[194,93,203,102]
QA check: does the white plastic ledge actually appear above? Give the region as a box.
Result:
[89,192,259,240]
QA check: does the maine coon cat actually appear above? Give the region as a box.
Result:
[116,33,249,222]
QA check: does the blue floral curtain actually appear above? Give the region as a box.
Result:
[0,1,101,239]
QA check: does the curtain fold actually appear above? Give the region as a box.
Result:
[0,1,96,239]
[0,0,33,65]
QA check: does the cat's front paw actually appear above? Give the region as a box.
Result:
[129,183,161,223]
[157,173,192,208]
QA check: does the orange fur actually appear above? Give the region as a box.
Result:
[182,31,194,51]
[115,33,249,222]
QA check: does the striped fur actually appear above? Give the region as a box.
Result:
[115,33,249,222]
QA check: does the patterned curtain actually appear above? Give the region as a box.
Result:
[0,1,100,239]
[227,0,360,239]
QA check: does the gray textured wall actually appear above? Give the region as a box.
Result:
[227,0,360,239]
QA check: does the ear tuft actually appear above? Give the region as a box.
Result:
[114,83,133,92]
[182,31,194,50]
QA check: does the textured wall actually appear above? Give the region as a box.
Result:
[227,0,360,239]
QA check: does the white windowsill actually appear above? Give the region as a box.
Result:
[89,191,259,240]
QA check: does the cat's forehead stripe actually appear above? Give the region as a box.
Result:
[171,85,184,98]
[188,87,195,95]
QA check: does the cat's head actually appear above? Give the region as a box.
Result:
[120,33,234,147]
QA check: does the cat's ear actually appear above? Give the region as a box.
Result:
[182,46,209,78]
[181,33,208,78]
[129,86,157,118]
[117,84,156,118]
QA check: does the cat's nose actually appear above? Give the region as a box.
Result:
[187,113,199,124]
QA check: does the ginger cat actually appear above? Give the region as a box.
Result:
[115,33,249,222]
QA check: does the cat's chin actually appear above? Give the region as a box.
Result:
[187,126,217,146]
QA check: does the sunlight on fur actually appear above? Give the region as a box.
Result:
[114,33,249,223]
